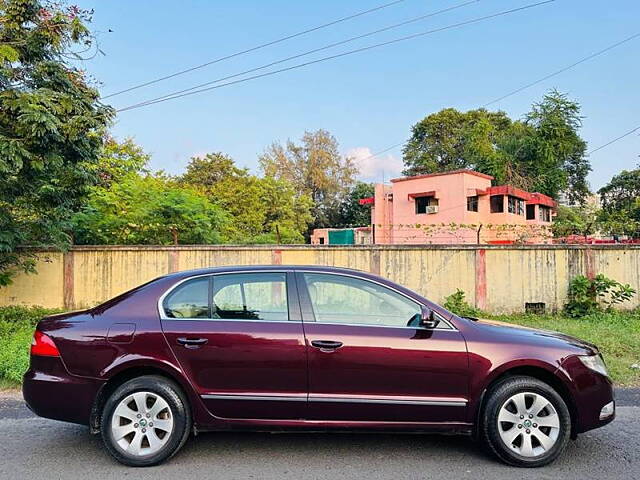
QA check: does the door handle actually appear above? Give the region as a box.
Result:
[311,340,343,352]
[177,337,208,348]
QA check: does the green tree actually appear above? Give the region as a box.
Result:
[402,91,591,202]
[93,136,149,187]
[180,154,313,243]
[259,129,356,230]
[522,90,589,203]
[598,168,640,213]
[402,108,512,176]
[73,174,228,245]
[336,182,374,227]
[180,152,244,187]
[0,0,113,285]
[552,205,599,239]
[597,169,640,237]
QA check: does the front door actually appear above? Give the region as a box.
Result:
[161,271,307,420]
[297,271,469,423]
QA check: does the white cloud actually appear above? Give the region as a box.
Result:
[346,146,404,183]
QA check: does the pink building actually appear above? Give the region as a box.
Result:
[363,170,555,245]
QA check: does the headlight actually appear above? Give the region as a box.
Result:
[578,354,608,377]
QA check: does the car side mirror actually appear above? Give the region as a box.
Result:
[420,306,439,329]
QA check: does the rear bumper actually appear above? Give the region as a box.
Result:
[23,356,104,426]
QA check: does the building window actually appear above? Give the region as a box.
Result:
[539,206,552,222]
[526,204,536,220]
[415,196,438,214]
[490,195,504,213]
[507,196,524,215]
[319,237,325,245]
[467,196,479,212]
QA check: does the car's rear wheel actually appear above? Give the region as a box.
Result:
[481,375,571,467]
[101,375,191,467]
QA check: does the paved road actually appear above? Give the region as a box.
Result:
[0,390,638,479]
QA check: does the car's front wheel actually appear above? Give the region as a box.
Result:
[101,375,191,467]
[481,375,571,467]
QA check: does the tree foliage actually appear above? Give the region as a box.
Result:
[598,168,640,214]
[597,168,640,237]
[523,91,589,203]
[552,205,599,239]
[403,108,511,176]
[335,181,374,227]
[259,129,356,230]
[402,91,590,202]
[93,136,149,187]
[73,173,228,245]
[0,0,113,285]
[181,153,313,243]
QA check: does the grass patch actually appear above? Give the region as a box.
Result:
[0,377,20,391]
[486,311,640,386]
[0,306,61,385]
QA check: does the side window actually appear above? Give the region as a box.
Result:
[163,277,209,319]
[303,273,421,327]
[212,273,288,321]
[526,204,536,220]
[490,195,504,213]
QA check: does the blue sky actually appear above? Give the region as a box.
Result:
[76,0,639,189]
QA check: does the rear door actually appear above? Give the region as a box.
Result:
[160,271,307,420]
[297,271,469,423]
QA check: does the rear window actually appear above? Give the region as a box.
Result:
[163,277,209,319]
[161,273,289,321]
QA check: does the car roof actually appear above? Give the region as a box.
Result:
[166,265,368,279]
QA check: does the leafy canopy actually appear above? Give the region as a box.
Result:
[552,204,599,239]
[597,168,640,237]
[181,153,313,244]
[73,173,228,245]
[335,181,374,227]
[93,136,149,187]
[259,129,356,230]
[402,91,590,203]
[0,0,113,284]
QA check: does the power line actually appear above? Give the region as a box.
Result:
[115,0,480,110]
[363,30,640,164]
[483,31,640,107]
[357,142,405,163]
[101,0,406,99]
[588,125,640,155]
[117,1,555,113]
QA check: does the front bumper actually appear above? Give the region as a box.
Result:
[23,356,104,426]
[561,355,615,434]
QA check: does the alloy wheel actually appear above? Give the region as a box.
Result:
[110,391,174,457]
[497,391,560,457]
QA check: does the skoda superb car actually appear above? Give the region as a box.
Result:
[23,265,614,467]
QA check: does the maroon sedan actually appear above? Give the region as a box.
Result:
[23,266,614,467]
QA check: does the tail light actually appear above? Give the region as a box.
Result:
[31,331,60,357]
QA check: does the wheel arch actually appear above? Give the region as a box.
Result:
[473,363,578,440]
[90,361,194,434]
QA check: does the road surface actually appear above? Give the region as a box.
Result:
[0,389,637,479]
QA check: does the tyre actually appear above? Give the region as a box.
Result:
[100,375,191,467]
[481,375,571,467]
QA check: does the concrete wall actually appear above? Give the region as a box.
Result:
[2,245,639,313]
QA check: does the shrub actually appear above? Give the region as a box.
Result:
[0,306,62,326]
[0,321,35,383]
[565,274,636,318]
[0,306,61,384]
[443,289,482,317]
